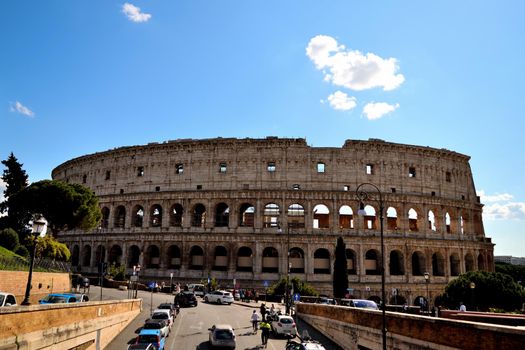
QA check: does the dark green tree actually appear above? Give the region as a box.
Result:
[496,262,525,285]
[269,277,319,297]
[0,153,29,233]
[443,271,525,311]
[333,236,348,298]
[0,228,19,250]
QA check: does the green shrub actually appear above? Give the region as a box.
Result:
[108,263,126,281]
[0,228,19,251]
[14,244,29,258]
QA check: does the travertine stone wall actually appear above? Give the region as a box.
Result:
[52,137,493,302]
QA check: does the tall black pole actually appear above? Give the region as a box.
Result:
[286,224,290,315]
[21,239,37,305]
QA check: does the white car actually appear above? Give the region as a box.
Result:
[151,308,174,328]
[208,324,236,349]
[204,290,234,305]
[143,318,170,338]
[271,315,297,337]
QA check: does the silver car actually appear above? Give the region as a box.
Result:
[208,324,236,349]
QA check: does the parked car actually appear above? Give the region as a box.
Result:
[143,319,170,338]
[271,315,297,337]
[204,290,234,305]
[150,309,174,328]
[0,292,17,307]
[135,329,165,350]
[157,302,178,318]
[285,331,326,350]
[38,293,89,304]
[187,283,206,297]
[339,299,379,310]
[175,291,198,307]
[208,324,236,349]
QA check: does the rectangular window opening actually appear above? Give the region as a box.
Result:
[317,162,325,173]
[219,162,227,173]
[155,186,160,192]
[292,184,301,190]
[267,162,276,172]
[409,167,416,178]
[366,164,374,175]
[446,171,451,182]
[176,163,184,174]
[197,185,202,190]
[391,188,396,193]
[343,185,349,191]
[137,166,144,177]
[105,171,111,180]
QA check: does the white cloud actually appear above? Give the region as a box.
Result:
[326,91,357,111]
[9,101,34,117]
[478,190,525,220]
[362,102,399,120]
[306,35,405,91]
[122,3,151,23]
[0,179,5,216]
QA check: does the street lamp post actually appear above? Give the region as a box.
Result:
[470,282,476,311]
[424,272,430,313]
[277,223,291,315]
[356,183,386,350]
[21,216,47,305]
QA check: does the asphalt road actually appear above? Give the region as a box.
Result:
[88,286,342,350]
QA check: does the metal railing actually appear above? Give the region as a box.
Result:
[0,255,71,273]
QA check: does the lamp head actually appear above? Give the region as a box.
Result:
[424,272,430,280]
[32,216,47,236]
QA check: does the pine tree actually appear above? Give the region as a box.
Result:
[0,152,29,232]
[333,236,349,298]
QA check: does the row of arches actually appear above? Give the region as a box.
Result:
[71,243,489,277]
[100,201,479,235]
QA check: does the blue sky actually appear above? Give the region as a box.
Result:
[1,1,524,256]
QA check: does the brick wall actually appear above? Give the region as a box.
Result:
[0,271,70,304]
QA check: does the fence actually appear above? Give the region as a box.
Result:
[0,255,71,273]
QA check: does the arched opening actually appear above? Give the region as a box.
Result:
[236,246,253,272]
[460,215,465,234]
[114,205,126,228]
[362,205,377,230]
[189,245,204,270]
[239,203,255,227]
[82,245,91,267]
[150,205,163,227]
[445,212,451,233]
[428,210,436,232]
[313,248,330,274]
[313,204,330,229]
[263,203,280,228]
[145,245,160,268]
[387,207,398,230]
[127,245,141,268]
[365,249,380,275]
[290,248,305,273]
[408,208,418,232]
[389,250,404,275]
[465,253,474,272]
[411,251,425,276]
[213,246,228,271]
[215,203,230,227]
[108,245,123,266]
[478,253,486,271]
[167,245,181,268]
[432,252,445,276]
[450,253,460,276]
[262,247,279,273]
[191,204,206,227]
[71,245,80,267]
[288,203,305,228]
[101,207,110,228]
[133,205,144,227]
[339,205,354,229]
[346,249,356,275]
[95,245,105,265]
[170,204,184,227]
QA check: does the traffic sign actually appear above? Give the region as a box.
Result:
[263,281,268,288]
[293,293,300,301]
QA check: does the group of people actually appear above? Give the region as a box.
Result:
[239,288,259,302]
[250,303,277,347]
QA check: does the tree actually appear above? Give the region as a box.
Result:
[442,271,525,312]
[333,236,349,298]
[9,180,102,236]
[0,228,19,251]
[0,153,29,233]
[37,235,71,261]
[268,277,318,297]
[496,262,525,285]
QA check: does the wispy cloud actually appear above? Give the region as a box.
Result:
[122,3,151,23]
[325,91,357,111]
[306,35,405,91]
[478,190,525,220]
[362,102,399,120]
[9,101,35,117]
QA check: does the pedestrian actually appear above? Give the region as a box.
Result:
[250,310,260,333]
[459,302,466,312]
[260,303,266,321]
[259,319,271,347]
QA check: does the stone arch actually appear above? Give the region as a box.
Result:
[465,252,475,272]
[167,245,181,269]
[81,245,91,267]
[290,247,305,273]
[101,207,110,228]
[432,252,445,276]
[145,244,160,268]
[215,202,230,227]
[313,248,330,274]
[288,203,305,228]
[127,245,141,268]
[263,203,279,228]
[445,212,451,233]
[339,205,354,229]
[262,247,279,273]
[170,204,184,227]
[239,203,255,227]
[189,245,204,270]
[313,204,330,229]
[477,253,486,271]
[365,249,380,275]
[411,251,426,276]
[150,204,163,227]
[428,210,437,232]
[191,203,206,227]
[362,205,377,230]
[389,250,404,275]
[114,205,126,228]
[386,207,398,230]
[450,253,460,276]
[237,246,253,272]
[71,245,80,267]
[212,245,228,271]
[346,248,357,275]
[132,205,144,227]
[108,244,123,265]
[408,208,418,232]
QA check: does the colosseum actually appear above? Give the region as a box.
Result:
[52,137,494,305]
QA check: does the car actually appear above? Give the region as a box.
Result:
[38,293,89,304]
[339,299,379,310]
[187,283,206,297]
[208,324,236,349]
[143,319,170,338]
[204,290,234,305]
[157,303,177,318]
[285,331,326,350]
[135,329,165,350]
[150,309,174,328]
[317,297,335,305]
[127,344,156,350]
[175,291,198,307]
[271,315,297,337]
[0,292,17,307]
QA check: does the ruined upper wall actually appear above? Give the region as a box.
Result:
[51,137,478,204]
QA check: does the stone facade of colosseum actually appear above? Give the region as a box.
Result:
[52,137,494,305]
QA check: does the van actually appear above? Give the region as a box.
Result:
[187,284,205,297]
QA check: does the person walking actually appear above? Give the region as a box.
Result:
[250,310,260,333]
[260,303,267,320]
[259,319,271,347]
